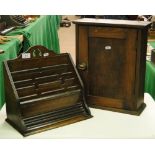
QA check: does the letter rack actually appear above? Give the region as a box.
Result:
[4,45,92,136]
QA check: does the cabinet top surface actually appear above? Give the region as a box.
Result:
[73,18,151,28]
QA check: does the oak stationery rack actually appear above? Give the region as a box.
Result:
[4,45,92,136]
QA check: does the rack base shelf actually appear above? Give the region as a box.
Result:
[6,114,92,137]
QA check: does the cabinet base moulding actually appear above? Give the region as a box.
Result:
[89,103,146,116]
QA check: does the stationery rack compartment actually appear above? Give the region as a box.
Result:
[4,45,92,136]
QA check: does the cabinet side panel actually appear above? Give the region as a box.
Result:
[123,29,137,110]
[134,29,148,109]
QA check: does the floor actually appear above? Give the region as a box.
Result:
[58,15,79,63]
[0,16,155,138]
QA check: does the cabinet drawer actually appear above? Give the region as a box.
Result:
[89,26,126,39]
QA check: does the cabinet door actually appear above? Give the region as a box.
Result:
[77,26,138,110]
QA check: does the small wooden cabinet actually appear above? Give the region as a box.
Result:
[73,18,151,115]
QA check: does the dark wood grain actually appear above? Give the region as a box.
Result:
[4,45,92,136]
[74,18,151,115]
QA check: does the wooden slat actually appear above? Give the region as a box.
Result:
[12,64,73,81]
[87,95,124,109]
[89,27,126,39]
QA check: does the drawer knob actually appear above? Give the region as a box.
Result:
[78,62,87,71]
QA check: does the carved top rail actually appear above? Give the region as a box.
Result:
[18,45,57,59]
